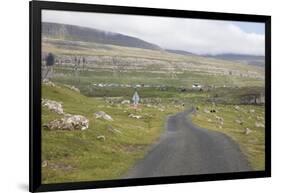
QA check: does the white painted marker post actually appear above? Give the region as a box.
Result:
[132,91,140,109]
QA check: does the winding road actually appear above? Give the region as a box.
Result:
[125,108,251,178]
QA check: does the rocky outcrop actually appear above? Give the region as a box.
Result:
[94,111,113,121]
[43,115,89,131]
[121,100,130,104]
[43,79,56,87]
[42,99,64,115]
[96,135,106,141]
[64,84,80,92]
[245,128,252,135]
[255,122,265,128]
[128,114,142,119]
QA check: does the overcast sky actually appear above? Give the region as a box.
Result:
[42,10,265,56]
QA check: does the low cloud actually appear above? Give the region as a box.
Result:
[43,10,265,56]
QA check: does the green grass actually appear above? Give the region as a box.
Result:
[43,36,264,85]
[41,36,266,181]
[192,103,265,170]
[42,83,179,183]
[52,67,264,90]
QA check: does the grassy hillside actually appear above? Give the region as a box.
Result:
[192,104,265,170]
[42,37,264,79]
[41,32,266,181]
[42,83,179,183]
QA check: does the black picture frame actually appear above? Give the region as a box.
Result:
[30,1,271,192]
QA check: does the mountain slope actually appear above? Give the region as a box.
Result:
[204,54,265,67]
[165,49,194,56]
[42,22,161,50]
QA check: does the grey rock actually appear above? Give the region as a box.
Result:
[95,111,113,121]
[245,128,252,135]
[44,115,89,131]
[128,114,142,119]
[42,99,64,115]
[64,84,80,92]
[97,135,106,141]
[43,79,56,87]
[255,122,264,128]
[121,100,130,104]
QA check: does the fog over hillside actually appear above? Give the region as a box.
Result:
[42,22,161,50]
[43,10,265,56]
[204,54,265,67]
[42,21,265,66]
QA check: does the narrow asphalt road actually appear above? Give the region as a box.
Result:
[125,108,251,178]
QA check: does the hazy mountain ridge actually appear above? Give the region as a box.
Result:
[43,22,265,68]
[165,50,264,67]
[42,22,161,51]
[204,54,265,67]
[165,49,194,56]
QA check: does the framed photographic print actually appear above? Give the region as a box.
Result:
[29,0,271,192]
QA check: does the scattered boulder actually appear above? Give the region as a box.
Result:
[204,109,210,113]
[215,116,224,125]
[112,128,122,134]
[94,111,113,121]
[43,79,56,87]
[210,109,216,113]
[97,135,106,141]
[42,99,64,115]
[249,109,255,113]
[42,160,48,168]
[215,115,224,122]
[121,100,130,104]
[128,114,142,119]
[104,97,123,104]
[107,125,122,134]
[255,122,265,128]
[235,119,243,125]
[43,115,89,131]
[64,84,80,92]
[245,128,252,135]
[234,105,240,110]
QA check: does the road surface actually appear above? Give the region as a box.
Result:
[125,108,251,178]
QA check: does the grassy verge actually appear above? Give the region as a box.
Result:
[42,84,178,183]
[191,103,265,170]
